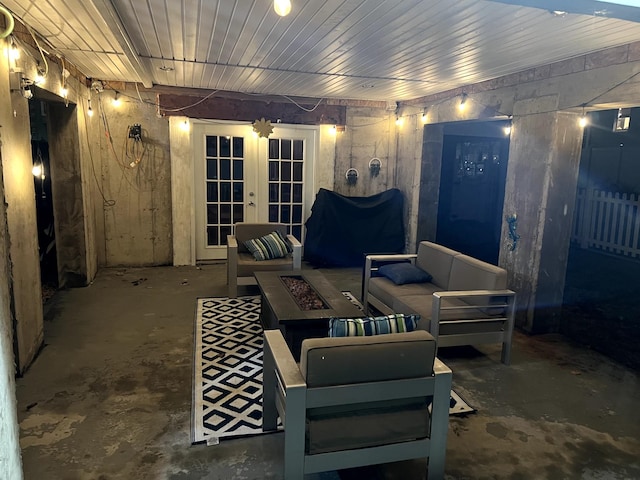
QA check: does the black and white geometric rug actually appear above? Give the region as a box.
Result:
[191,293,475,445]
[192,295,269,445]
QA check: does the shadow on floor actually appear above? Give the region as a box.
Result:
[562,245,640,370]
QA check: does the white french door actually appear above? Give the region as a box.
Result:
[193,122,316,261]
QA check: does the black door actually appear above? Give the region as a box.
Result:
[436,134,509,264]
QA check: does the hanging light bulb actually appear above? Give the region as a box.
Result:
[112,91,121,107]
[458,93,468,111]
[579,106,588,128]
[274,0,291,16]
[421,110,428,124]
[9,36,20,62]
[395,115,404,127]
[60,85,68,98]
[87,98,94,117]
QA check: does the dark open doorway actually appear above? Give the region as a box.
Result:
[436,121,510,264]
[29,98,58,300]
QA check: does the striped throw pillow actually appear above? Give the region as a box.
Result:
[244,230,292,261]
[329,313,420,337]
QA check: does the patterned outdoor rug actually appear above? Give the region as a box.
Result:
[191,293,474,445]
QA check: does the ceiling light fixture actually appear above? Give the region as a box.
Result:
[274,0,291,16]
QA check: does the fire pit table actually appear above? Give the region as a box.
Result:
[254,270,363,359]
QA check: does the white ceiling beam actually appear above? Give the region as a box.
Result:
[86,0,154,88]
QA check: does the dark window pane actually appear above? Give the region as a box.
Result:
[269,139,279,159]
[269,161,279,181]
[281,139,292,160]
[207,159,218,180]
[292,205,302,223]
[233,204,244,223]
[220,136,231,157]
[207,226,218,246]
[269,183,279,203]
[233,160,243,180]
[233,182,243,202]
[206,136,217,157]
[293,162,303,181]
[207,205,218,224]
[280,205,291,223]
[220,226,232,246]
[293,184,303,203]
[269,205,278,223]
[293,140,303,160]
[220,159,231,180]
[292,225,302,240]
[281,161,291,181]
[207,182,218,202]
[220,182,231,202]
[220,204,232,224]
[281,184,291,202]
[233,137,243,157]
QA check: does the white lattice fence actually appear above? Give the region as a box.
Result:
[572,189,640,258]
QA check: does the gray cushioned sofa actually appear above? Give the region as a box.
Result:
[363,241,516,364]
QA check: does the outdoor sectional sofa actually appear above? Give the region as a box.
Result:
[363,241,516,364]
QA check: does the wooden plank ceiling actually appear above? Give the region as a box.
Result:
[4,0,640,101]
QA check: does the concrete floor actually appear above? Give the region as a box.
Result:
[15,263,640,480]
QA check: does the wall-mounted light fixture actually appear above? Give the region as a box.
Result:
[274,0,291,16]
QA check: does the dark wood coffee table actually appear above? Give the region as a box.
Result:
[254,270,363,359]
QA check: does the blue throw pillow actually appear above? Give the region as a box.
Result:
[244,230,292,261]
[378,262,432,285]
[329,313,420,337]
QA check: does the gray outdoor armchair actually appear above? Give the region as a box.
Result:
[227,223,302,298]
[262,329,452,479]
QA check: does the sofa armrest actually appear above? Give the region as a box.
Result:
[227,235,239,297]
[287,234,302,269]
[431,289,516,364]
[263,330,306,430]
[363,253,417,313]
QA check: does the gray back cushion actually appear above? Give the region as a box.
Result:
[300,330,436,388]
[415,241,459,289]
[234,223,287,253]
[448,254,507,291]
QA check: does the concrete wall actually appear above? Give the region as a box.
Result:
[0,38,43,375]
[92,90,172,267]
[0,155,23,480]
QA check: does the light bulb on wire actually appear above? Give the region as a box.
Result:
[274,0,291,16]
[112,91,121,107]
[458,93,468,111]
[579,106,588,128]
[87,99,94,117]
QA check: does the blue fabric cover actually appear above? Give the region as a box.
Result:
[244,230,292,261]
[378,262,432,285]
[329,313,420,337]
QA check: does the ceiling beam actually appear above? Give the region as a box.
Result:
[488,0,640,23]
[87,0,154,88]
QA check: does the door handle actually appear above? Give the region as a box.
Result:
[248,201,255,206]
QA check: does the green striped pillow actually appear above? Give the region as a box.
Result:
[329,313,420,337]
[244,230,292,261]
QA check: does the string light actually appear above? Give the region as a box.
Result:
[579,106,588,128]
[9,36,19,61]
[180,119,190,132]
[458,93,468,111]
[274,0,291,16]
